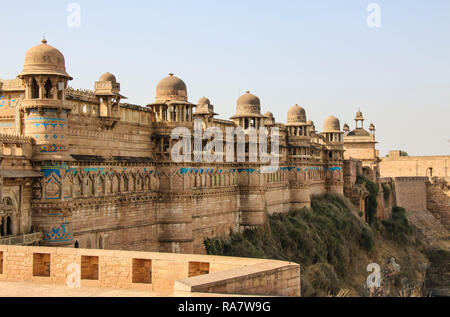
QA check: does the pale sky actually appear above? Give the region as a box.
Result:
[1,0,449,156]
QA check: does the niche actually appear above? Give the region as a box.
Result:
[81,256,99,280]
[188,261,210,278]
[33,253,51,277]
[132,259,152,284]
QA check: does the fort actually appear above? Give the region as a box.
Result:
[0,39,346,254]
[0,39,449,296]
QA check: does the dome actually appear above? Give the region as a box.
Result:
[307,120,314,125]
[196,96,214,114]
[264,111,273,118]
[155,73,187,101]
[19,39,71,79]
[347,128,371,136]
[355,110,364,120]
[323,115,341,132]
[99,72,117,83]
[287,104,306,124]
[198,96,210,106]
[236,91,261,116]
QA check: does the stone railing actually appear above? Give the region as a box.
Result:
[66,87,97,102]
[0,232,42,246]
[0,245,300,297]
[0,133,33,144]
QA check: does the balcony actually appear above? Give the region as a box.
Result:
[0,232,42,246]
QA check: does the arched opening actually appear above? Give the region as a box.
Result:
[0,219,4,237]
[44,79,53,99]
[6,216,12,236]
[74,241,79,248]
[427,167,433,177]
[31,78,39,99]
[57,82,63,100]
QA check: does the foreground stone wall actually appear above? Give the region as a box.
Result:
[0,245,300,297]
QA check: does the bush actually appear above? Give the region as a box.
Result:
[357,176,379,225]
[382,183,391,200]
[381,207,414,244]
[204,193,376,296]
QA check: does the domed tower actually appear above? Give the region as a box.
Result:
[147,73,195,123]
[18,39,72,161]
[286,104,308,136]
[264,111,275,126]
[193,96,217,128]
[230,91,266,129]
[322,116,343,143]
[286,105,311,161]
[355,109,364,129]
[343,123,350,133]
[322,116,344,194]
[94,72,126,129]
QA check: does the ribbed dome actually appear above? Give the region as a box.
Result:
[323,115,341,132]
[236,91,261,115]
[99,72,117,83]
[19,39,71,78]
[155,73,187,101]
[287,104,306,124]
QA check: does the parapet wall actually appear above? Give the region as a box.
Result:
[379,154,449,178]
[0,245,300,297]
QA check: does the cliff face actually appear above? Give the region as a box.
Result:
[204,194,429,297]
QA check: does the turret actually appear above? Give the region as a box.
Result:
[18,39,72,161]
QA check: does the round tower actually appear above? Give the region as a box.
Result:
[230,91,266,129]
[148,73,195,123]
[18,39,72,161]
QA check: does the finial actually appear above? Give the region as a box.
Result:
[246,90,250,94]
[169,73,174,76]
[41,34,47,44]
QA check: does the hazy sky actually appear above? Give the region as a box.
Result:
[1,0,449,156]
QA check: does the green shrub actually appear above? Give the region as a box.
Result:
[382,183,391,200]
[381,207,414,244]
[204,193,375,296]
[357,176,379,225]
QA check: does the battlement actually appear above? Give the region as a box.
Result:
[0,133,33,144]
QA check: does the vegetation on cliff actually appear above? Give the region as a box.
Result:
[204,194,428,296]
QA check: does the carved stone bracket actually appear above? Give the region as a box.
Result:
[99,116,120,130]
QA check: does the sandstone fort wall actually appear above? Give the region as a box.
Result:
[0,245,300,297]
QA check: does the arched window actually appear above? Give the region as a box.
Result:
[44,79,53,99]
[74,241,79,248]
[31,78,39,99]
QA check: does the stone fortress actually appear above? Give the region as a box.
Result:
[0,39,347,254]
[0,39,448,256]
